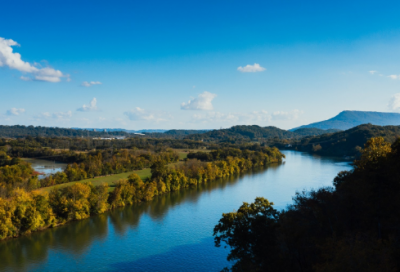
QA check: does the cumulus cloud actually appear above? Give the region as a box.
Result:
[52,111,72,119]
[237,63,266,73]
[388,93,400,111]
[369,70,378,75]
[124,107,170,122]
[181,91,217,111]
[388,75,399,80]
[271,110,303,121]
[192,111,240,123]
[192,109,302,124]
[0,37,68,82]
[77,98,98,112]
[6,108,25,116]
[81,81,102,87]
[192,111,269,124]
[38,111,72,120]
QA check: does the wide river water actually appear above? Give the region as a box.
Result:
[0,151,352,272]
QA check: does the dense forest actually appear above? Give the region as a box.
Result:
[163,129,210,135]
[275,124,400,157]
[291,127,341,136]
[184,125,338,143]
[0,135,284,240]
[0,125,211,139]
[2,122,400,248]
[0,125,130,138]
[0,136,210,153]
[0,125,340,142]
[214,137,400,271]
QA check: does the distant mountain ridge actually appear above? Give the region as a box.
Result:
[292,111,400,130]
[184,125,337,142]
[163,129,211,135]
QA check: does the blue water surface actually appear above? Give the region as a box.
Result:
[0,151,352,272]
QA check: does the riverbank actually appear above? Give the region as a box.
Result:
[0,148,284,241]
[0,151,352,272]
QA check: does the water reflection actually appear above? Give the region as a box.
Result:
[0,151,352,272]
[23,158,68,179]
[0,166,278,272]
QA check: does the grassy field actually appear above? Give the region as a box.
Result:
[37,168,151,193]
[36,149,205,194]
[174,149,210,160]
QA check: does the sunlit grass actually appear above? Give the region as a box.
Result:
[37,168,152,193]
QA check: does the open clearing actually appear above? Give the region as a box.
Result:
[174,149,209,160]
[37,168,151,193]
[36,149,205,194]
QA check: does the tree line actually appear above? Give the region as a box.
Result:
[0,136,209,153]
[0,148,179,197]
[0,146,283,240]
[214,137,400,271]
[271,124,400,157]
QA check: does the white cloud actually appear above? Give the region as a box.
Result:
[0,37,68,82]
[388,75,399,80]
[271,110,303,121]
[77,98,98,112]
[237,63,266,73]
[193,111,271,124]
[52,111,72,119]
[192,111,240,123]
[6,108,25,116]
[20,76,31,81]
[181,91,217,111]
[38,111,72,119]
[81,81,102,87]
[192,109,303,124]
[388,93,400,111]
[369,70,378,75]
[124,107,170,122]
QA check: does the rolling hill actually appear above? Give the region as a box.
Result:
[293,110,400,130]
[184,125,337,142]
[286,124,400,157]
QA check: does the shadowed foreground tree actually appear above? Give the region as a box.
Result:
[214,197,282,271]
[214,137,400,272]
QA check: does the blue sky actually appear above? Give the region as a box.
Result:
[2,0,400,129]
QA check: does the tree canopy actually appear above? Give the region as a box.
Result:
[214,137,400,271]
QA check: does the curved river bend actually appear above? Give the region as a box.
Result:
[0,151,352,272]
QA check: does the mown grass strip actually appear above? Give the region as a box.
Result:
[38,168,152,193]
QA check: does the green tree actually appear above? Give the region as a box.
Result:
[214,197,281,271]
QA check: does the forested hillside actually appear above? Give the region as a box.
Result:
[0,139,283,240]
[214,137,400,271]
[293,110,400,130]
[184,125,339,143]
[291,127,341,136]
[163,129,210,135]
[279,124,400,157]
[0,124,342,141]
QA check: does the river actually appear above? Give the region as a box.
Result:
[0,151,353,272]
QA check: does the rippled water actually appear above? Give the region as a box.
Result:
[0,151,352,272]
